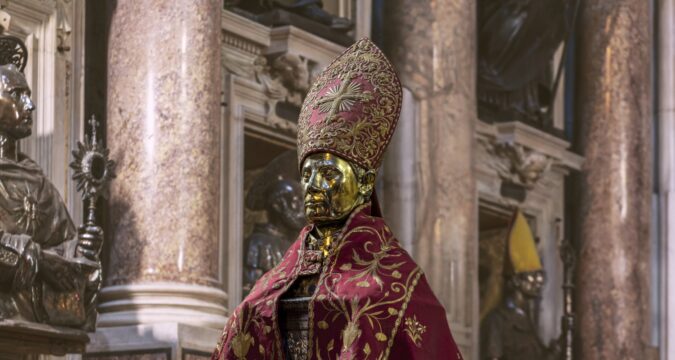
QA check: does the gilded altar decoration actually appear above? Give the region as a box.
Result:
[213,38,462,360]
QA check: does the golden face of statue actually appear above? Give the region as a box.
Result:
[0,65,34,139]
[300,152,375,224]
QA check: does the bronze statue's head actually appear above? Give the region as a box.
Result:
[0,64,34,139]
[509,270,545,299]
[300,152,376,224]
[265,178,305,231]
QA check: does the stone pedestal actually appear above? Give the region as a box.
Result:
[91,0,226,356]
[383,1,478,358]
[575,1,652,359]
[0,320,89,357]
[86,323,220,360]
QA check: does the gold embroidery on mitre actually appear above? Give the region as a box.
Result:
[297,38,402,171]
[315,72,373,122]
[404,315,427,347]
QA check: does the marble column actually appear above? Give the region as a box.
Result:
[384,1,479,358]
[99,0,226,329]
[658,0,675,358]
[382,89,418,253]
[575,1,653,359]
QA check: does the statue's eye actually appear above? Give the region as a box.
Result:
[301,169,311,182]
[321,167,339,180]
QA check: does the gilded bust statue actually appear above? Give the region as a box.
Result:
[213,38,463,360]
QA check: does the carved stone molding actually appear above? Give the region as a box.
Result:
[0,319,89,356]
[223,53,305,135]
[222,10,346,138]
[479,137,556,189]
[55,0,71,52]
[223,31,264,57]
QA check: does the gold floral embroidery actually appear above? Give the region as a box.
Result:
[312,221,423,359]
[345,227,405,289]
[342,319,362,351]
[404,315,427,347]
[226,303,270,360]
[363,343,372,355]
[231,330,254,359]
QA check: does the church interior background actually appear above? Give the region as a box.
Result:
[0,0,672,359]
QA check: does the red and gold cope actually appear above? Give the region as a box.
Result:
[213,205,463,360]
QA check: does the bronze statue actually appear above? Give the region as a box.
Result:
[0,59,103,330]
[478,0,573,124]
[481,210,560,360]
[230,0,353,32]
[243,151,305,293]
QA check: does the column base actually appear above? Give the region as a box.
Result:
[97,282,228,330]
[86,323,221,359]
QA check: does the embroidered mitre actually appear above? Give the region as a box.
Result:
[297,38,402,171]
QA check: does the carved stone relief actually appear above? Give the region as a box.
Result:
[56,0,72,53]
[479,136,557,190]
[253,53,310,133]
[223,35,317,135]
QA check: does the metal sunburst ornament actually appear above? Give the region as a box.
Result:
[70,115,116,226]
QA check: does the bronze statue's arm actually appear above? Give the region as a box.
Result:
[0,231,38,290]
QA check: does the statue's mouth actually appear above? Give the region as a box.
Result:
[306,202,327,210]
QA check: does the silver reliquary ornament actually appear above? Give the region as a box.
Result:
[70,115,116,226]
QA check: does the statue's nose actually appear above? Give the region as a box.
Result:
[24,96,35,112]
[308,172,322,190]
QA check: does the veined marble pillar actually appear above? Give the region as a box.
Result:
[383,1,479,358]
[99,0,226,330]
[658,0,675,358]
[576,1,652,359]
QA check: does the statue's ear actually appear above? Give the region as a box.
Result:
[359,170,377,198]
